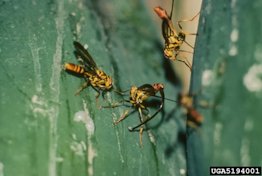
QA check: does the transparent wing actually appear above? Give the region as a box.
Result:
[73,41,97,70]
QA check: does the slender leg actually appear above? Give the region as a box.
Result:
[92,86,100,99]
[177,59,192,71]
[100,102,123,109]
[113,89,130,96]
[183,40,195,49]
[177,12,200,30]
[176,49,193,54]
[183,32,198,36]
[146,130,156,146]
[95,93,100,108]
[75,81,89,95]
[114,109,133,125]
[169,0,175,19]
[128,106,162,132]
[101,91,106,99]
[90,86,101,108]
[172,53,192,71]
[100,99,130,109]
[129,108,160,146]
[139,127,144,147]
[176,12,200,51]
[138,108,145,147]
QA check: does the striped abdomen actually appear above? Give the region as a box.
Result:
[64,63,85,75]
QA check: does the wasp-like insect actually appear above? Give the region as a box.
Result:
[154,0,199,70]
[103,83,165,146]
[177,93,203,128]
[64,41,113,101]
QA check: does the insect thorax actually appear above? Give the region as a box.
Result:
[129,86,148,108]
[177,32,186,41]
[89,69,112,90]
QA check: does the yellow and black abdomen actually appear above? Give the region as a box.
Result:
[64,63,85,76]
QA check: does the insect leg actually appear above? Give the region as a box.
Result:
[129,90,165,132]
[177,59,192,71]
[172,53,192,71]
[114,108,135,125]
[139,127,144,147]
[100,99,130,109]
[176,49,193,54]
[138,108,145,146]
[177,12,200,50]
[113,89,130,96]
[75,80,90,96]
[101,91,107,99]
[169,0,175,19]
[184,40,195,49]
[90,85,101,108]
[91,86,100,99]
[177,12,200,31]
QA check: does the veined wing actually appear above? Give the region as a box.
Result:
[138,84,156,97]
[73,41,97,70]
[162,19,175,40]
[154,3,177,41]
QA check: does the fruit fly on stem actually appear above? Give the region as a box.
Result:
[154,0,200,71]
[64,41,113,104]
[177,93,203,128]
[102,83,165,146]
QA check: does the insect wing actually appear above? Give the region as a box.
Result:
[138,84,156,97]
[162,20,174,40]
[73,41,97,70]
[154,7,173,40]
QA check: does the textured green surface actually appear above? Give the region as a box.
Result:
[0,0,188,176]
[188,0,262,175]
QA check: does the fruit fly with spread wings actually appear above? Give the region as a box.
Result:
[103,83,165,146]
[154,0,199,70]
[64,41,113,101]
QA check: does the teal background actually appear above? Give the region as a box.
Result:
[188,0,262,175]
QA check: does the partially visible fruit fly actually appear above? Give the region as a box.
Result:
[177,93,203,128]
[64,41,112,101]
[103,83,165,146]
[154,0,199,70]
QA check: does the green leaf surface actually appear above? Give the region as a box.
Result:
[188,0,262,175]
